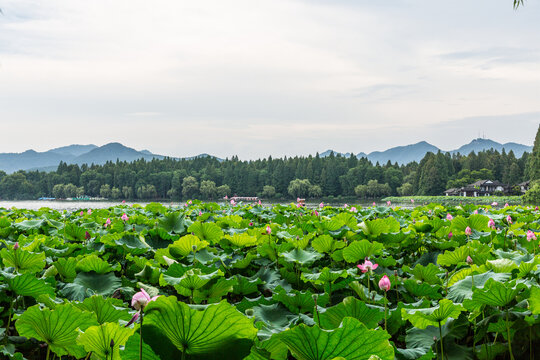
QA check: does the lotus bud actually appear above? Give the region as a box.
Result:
[378,275,391,292]
[245,309,254,317]
[192,244,198,252]
[507,231,514,238]
[13,242,19,250]
[186,269,195,276]
[312,294,318,301]
[85,231,91,240]
[506,215,512,224]
[125,312,140,327]
[448,232,453,239]
[467,256,473,265]
[110,339,115,348]
[465,227,472,236]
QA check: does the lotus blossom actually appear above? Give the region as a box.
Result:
[313,210,319,216]
[378,275,391,291]
[527,230,537,242]
[131,288,159,310]
[319,202,324,208]
[492,202,498,206]
[13,242,19,250]
[198,211,203,216]
[121,213,129,222]
[266,225,272,235]
[448,232,453,239]
[372,202,376,206]
[473,210,478,214]
[122,200,126,204]
[80,211,84,216]
[357,259,378,273]
[466,256,473,265]
[446,213,453,221]
[249,222,253,226]
[258,200,262,205]
[188,200,192,205]
[411,199,414,203]
[350,206,357,213]
[386,201,391,206]
[85,231,91,240]
[343,204,348,208]
[225,195,228,200]
[125,312,140,327]
[504,203,509,208]
[506,215,512,224]
[296,203,302,208]
[535,206,539,211]
[465,226,472,236]
[87,209,92,215]
[488,218,496,229]
[106,218,111,225]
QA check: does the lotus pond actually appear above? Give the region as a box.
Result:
[0,202,539,360]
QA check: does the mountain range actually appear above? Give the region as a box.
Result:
[319,138,532,165]
[0,138,532,173]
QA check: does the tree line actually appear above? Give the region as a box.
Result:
[0,142,536,201]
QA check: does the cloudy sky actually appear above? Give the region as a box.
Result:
[0,0,539,159]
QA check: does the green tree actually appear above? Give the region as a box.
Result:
[111,187,122,199]
[261,185,276,198]
[288,179,312,198]
[525,125,540,181]
[182,176,199,199]
[217,184,231,198]
[52,184,65,199]
[200,180,217,199]
[100,184,112,198]
[122,186,133,199]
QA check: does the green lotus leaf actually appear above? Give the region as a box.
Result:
[301,267,349,285]
[316,297,385,330]
[224,233,259,247]
[471,279,526,307]
[13,219,45,231]
[403,279,442,300]
[0,343,26,360]
[233,275,263,296]
[408,263,443,285]
[485,259,518,273]
[360,217,400,237]
[144,297,257,356]
[447,271,511,303]
[281,248,323,266]
[173,269,223,297]
[273,287,329,314]
[529,286,540,315]
[437,246,469,267]
[54,257,79,281]
[75,295,132,324]
[188,221,224,244]
[64,223,86,241]
[121,332,161,360]
[61,271,122,301]
[4,272,55,299]
[16,304,98,358]
[517,256,540,278]
[451,214,490,233]
[402,299,465,329]
[168,234,209,258]
[277,317,394,360]
[115,234,150,254]
[342,240,384,263]
[75,254,115,274]
[193,277,237,304]
[0,248,45,274]
[77,322,135,360]
[312,235,346,254]
[158,212,187,234]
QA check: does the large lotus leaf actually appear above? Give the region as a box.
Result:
[403,280,442,300]
[281,248,323,266]
[158,212,187,234]
[273,287,329,314]
[517,256,540,278]
[188,222,224,243]
[470,279,526,307]
[224,233,259,247]
[529,286,540,315]
[447,271,511,303]
[485,259,518,273]
[233,275,263,296]
[61,272,122,301]
[402,299,465,329]
[301,268,349,285]
[251,303,297,334]
[316,297,385,330]
[13,219,45,231]
[77,322,135,360]
[193,277,237,304]
[75,296,131,324]
[54,257,79,281]
[437,246,469,267]
[64,223,86,241]
[15,304,98,358]
[0,248,45,273]
[451,214,490,233]
[0,343,26,360]
[360,217,400,237]
[75,254,115,274]
[168,235,209,258]
[173,269,223,297]
[408,263,443,285]
[277,317,394,360]
[312,235,346,254]
[144,297,257,356]
[121,332,161,360]
[115,234,150,254]
[342,240,384,263]
[4,272,55,298]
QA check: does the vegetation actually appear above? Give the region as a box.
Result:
[384,195,524,205]
[0,201,539,359]
[0,146,532,201]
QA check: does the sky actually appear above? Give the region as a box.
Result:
[0,0,539,159]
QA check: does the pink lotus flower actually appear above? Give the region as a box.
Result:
[121,213,129,222]
[535,207,539,211]
[410,199,414,203]
[131,288,159,310]
[319,202,324,208]
[506,215,512,224]
[504,203,509,208]
[313,210,319,217]
[13,242,19,250]
[386,201,391,206]
[297,197,301,203]
[87,209,92,215]
[225,195,228,200]
[188,200,192,204]
[80,211,84,216]
[199,211,203,216]
[258,200,262,205]
[446,213,453,221]
[230,199,236,206]
[296,203,302,208]
[473,210,478,214]
[350,206,357,213]
[357,259,378,273]
[125,312,140,327]
[249,222,253,226]
[372,202,376,206]
[266,225,272,235]
[106,218,111,225]
[85,231,91,240]
[448,232,453,239]
[343,204,348,208]
[465,226,472,236]
[379,275,391,292]
[488,218,496,229]
[491,202,498,206]
[527,230,537,242]
[466,256,473,265]
[122,200,126,204]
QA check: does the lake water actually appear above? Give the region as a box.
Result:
[0,200,398,211]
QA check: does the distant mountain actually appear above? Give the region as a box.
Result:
[319,138,532,165]
[71,142,165,165]
[49,144,98,157]
[0,150,68,173]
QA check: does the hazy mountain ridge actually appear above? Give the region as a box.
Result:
[320,138,532,165]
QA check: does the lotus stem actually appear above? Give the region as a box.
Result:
[139,311,144,360]
[383,291,387,331]
[46,347,50,360]
[506,309,515,360]
[366,276,370,303]
[530,325,533,360]
[438,320,444,360]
